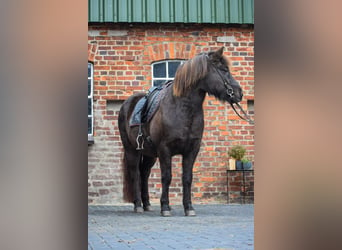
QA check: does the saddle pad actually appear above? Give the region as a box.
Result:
[129,81,172,127]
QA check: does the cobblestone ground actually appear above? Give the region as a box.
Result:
[88,204,254,250]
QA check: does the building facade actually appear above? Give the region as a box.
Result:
[88,0,254,204]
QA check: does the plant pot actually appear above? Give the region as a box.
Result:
[228,159,236,170]
[235,160,243,170]
[243,161,253,170]
[236,161,253,170]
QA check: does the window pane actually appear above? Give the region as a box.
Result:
[88,117,92,134]
[247,100,254,115]
[88,98,92,115]
[153,62,166,78]
[168,61,181,78]
[153,80,166,87]
[88,63,92,77]
[88,79,91,96]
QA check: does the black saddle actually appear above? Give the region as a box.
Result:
[129,81,172,127]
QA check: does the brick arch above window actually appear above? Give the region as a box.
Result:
[147,43,197,62]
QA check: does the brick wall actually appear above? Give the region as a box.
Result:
[88,23,254,205]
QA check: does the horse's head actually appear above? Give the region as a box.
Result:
[173,47,243,104]
[202,47,243,104]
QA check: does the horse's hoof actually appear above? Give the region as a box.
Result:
[185,209,196,216]
[134,207,144,213]
[161,210,171,217]
[143,205,153,212]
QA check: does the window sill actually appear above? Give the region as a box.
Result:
[88,135,94,145]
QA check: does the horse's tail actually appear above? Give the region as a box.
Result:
[122,152,135,203]
[119,95,142,203]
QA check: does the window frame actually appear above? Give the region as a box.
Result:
[88,62,94,142]
[151,60,185,87]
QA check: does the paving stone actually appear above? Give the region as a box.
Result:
[89,204,254,249]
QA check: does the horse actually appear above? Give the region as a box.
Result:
[118,47,243,216]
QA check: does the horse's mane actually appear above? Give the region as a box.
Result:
[173,53,208,97]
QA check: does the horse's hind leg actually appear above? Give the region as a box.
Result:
[140,156,156,211]
[124,150,144,213]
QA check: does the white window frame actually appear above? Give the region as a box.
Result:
[88,62,94,141]
[151,60,185,87]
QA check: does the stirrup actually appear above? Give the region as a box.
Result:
[136,132,144,150]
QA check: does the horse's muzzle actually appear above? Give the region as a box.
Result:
[229,87,243,104]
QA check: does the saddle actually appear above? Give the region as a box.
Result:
[129,80,172,127]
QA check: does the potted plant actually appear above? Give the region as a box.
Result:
[228,145,246,170]
[241,157,253,170]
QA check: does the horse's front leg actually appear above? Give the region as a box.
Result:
[182,149,200,216]
[159,150,172,216]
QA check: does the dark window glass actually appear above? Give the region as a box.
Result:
[88,63,91,77]
[168,61,181,78]
[88,79,91,96]
[88,98,92,115]
[153,80,166,87]
[153,62,166,78]
[247,100,254,115]
[88,118,92,134]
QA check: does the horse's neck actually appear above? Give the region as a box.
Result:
[172,88,206,115]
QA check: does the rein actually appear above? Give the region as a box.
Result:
[230,102,254,125]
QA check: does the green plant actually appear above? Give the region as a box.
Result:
[241,157,250,163]
[228,145,246,161]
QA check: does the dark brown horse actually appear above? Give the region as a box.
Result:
[118,47,243,216]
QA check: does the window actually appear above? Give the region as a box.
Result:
[88,62,94,140]
[152,60,185,87]
[247,99,254,115]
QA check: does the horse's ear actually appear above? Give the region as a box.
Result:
[211,46,224,59]
[216,47,224,56]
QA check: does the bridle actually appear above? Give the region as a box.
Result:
[208,55,255,125]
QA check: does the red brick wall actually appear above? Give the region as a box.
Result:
[88,23,254,204]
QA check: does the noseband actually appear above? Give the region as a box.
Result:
[207,55,254,125]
